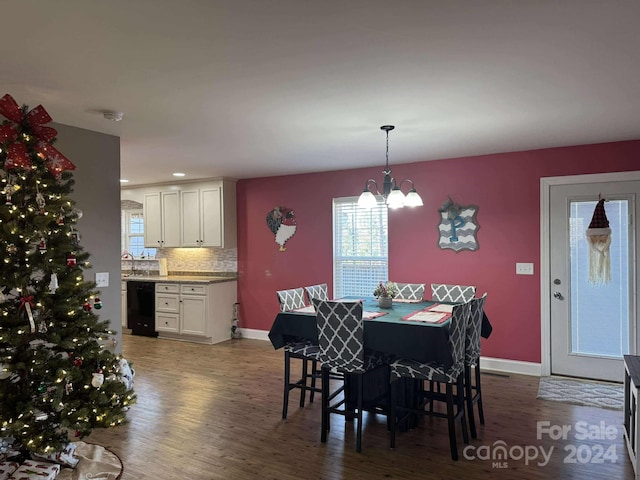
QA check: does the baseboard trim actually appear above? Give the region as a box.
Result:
[481,356,541,377]
[241,328,543,376]
[239,328,270,342]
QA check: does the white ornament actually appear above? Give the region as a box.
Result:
[48,273,59,293]
[91,372,104,388]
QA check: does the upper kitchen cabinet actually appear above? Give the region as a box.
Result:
[180,180,236,248]
[131,179,236,249]
[143,191,181,248]
[181,186,222,247]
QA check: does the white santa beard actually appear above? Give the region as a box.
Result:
[588,234,612,285]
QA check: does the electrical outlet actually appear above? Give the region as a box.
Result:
[95,272,110,287]
[516,263,534,275]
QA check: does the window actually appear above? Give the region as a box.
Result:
[333,197,388,298]
[121,209,156,258]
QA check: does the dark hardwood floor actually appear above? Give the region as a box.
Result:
[84,334,635,479]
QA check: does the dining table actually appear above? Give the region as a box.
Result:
[268,296,492,369]
[269,296,493,429]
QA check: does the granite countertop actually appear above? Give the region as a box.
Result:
[122,274,237,284]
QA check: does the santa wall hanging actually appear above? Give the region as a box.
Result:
[585,196,611,285]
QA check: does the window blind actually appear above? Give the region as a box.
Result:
[333,196,388,298]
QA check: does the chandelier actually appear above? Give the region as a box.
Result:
[357,125,423,209]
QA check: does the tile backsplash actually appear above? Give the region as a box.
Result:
[122,247,237,274]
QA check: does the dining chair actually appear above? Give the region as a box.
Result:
[389,302,471,460]
[313,298,390,453]
[465,292,488,439]
[394,282,426,301]
[277,288,321,419]
[430,283,476,303]
[304,283,329,302]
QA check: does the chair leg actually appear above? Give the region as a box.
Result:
[465,365,477,439]
[282,350,291,419]
[309,360,318,404]
[356,374,363,453]
[390,378,397,449]
[299,358,309,407]
[475,361,485,425]
[457,375,469,445]
[321,367,329,443]
[445,383,458,461]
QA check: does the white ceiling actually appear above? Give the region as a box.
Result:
[2,1,640,186]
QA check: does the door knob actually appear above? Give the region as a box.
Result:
[553,292,564,300]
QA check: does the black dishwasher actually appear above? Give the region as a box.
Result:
[127,281,158,337]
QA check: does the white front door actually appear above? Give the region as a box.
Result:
[548,179,639,382]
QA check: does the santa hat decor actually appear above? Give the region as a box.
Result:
[585,198,611,285]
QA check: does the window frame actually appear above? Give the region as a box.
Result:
[332,196,389,298]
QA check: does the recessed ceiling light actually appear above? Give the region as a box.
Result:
[120,179,129,183]
[173,172,186,177]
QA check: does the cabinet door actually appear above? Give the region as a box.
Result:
[180,189,201,247]
[143,193,162,248]
[161,191,181,247]
[180,295,207,336]
[200,187,222,247]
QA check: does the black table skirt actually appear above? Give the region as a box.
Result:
[268,303,492,369]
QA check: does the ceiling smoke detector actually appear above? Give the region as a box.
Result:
[103,111,124,122]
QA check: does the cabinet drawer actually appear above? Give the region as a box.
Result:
[156,294,179,313]
[156,283,179,294]
[180,284,207,295]
[156,312,179,332]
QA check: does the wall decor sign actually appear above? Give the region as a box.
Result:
[437,197,479,252]
[266,206,296,251]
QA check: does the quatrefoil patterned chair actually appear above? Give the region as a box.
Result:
[277,288,320,419]
[304,283,329,302]
[389,302,471,460]
[394,282,426,301]
[313,298,390,453]
[465,293,488,439]
[431,283,476,303]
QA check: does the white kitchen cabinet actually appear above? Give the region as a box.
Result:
[180,184,232,247]
[180,187,222,247]
[143,191,180,248]
[140,179,235,249]
[154,280,236,343]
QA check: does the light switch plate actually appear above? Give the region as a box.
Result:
[95,272,110,287]
[516,263,534,275]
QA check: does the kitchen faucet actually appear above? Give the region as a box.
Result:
[121,252,137,275]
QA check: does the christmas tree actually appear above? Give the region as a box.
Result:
[0,94,135,458]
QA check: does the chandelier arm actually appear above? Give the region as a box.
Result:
[397,178,416,193]
[364,179,380,195]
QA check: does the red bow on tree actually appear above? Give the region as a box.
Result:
[0,93,75,176]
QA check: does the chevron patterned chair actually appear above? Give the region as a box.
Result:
[277,287,321,419]
[389,302,471,460]
[313,298,390,453]
[465,293,488,439]
[394,282,426,301]
[304,283,329,302]
[430,283,476,303]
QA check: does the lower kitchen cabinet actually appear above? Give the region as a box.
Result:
[155,280,237,344]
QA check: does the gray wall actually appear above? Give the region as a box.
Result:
[53,123,122,351]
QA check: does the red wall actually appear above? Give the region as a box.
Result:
[236,140,640,364]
